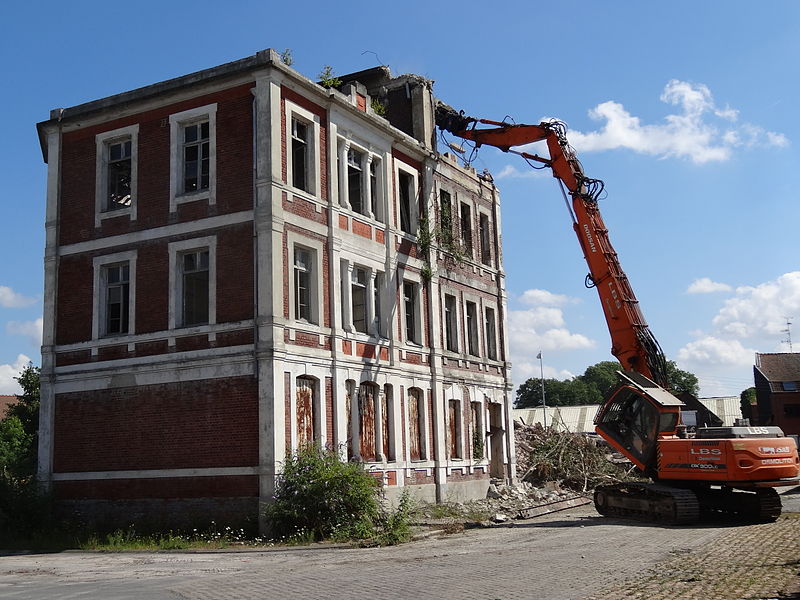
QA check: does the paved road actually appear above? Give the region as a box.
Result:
[2,488,798,600]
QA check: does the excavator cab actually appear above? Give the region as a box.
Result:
[594,371,682,473]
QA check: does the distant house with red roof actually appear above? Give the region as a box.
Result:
[754,352,800,436]
[0,394,18,419]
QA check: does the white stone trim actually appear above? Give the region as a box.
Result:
[168,235,217,331]
[94,124,139,227]
[52,466,258,480]
[394,158,420,236]
[285,100,321,199]
[169,103,217,212]
[59,211,252,256]
[91,249,137,342]
[400,270,423,347]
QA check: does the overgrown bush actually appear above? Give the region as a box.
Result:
[0,474,55,542]
[263,445,413,545]
[264,445,380,542]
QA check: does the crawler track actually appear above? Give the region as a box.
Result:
[594,483,700,524]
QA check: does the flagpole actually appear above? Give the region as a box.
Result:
[538,350,547,428]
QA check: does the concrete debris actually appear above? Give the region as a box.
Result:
[491,513,510,523]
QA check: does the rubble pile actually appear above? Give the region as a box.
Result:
[514,420,638,492]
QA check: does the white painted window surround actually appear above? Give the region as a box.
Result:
[95,124,139,227]
[168,236,217,330]
[92,250,137,341]
[169,103,217,212]
[286,232,324,328]
[285,100,321,199]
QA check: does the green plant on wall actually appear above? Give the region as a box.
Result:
[318,65,342,88]
[371,99,387,116]
[472,429,484,461]
[279,49,293,66]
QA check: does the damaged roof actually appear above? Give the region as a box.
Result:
[755,352,800,385]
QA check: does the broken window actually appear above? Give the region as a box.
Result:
[404,281,420,345]
[296,376,317,446]
[399,171,414,234]
[103,263,130,335]
[449,399,462,459]
[466,301,479,356]
[408,388,425,460]
[479,213,491,265]
[352,266,368,333]
[106,139,132,210]
[348,148,365,215]
[294,247,313,322]
[181,249,209,326]
[460,202,473,257]
[182,120,210,193]
[485,306,497,360]
[444,294,458,352]
[471,401,484,460]
[370,160,382,222]
[358,382,378,461]
[373,271,384,337]
[439,190,453,244]
[291,118,309,191]
[382,384,393,461]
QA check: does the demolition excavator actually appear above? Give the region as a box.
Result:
[435,104,800,524]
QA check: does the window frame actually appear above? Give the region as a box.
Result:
[169,103,217,212]
[460,201,473,258]
[465,300,480,357]
[439,189,453,245]
[485,305,498,361]
[168,236,217,330]
[444,293,459,353]
[92,250,137,341]
[95,124,139,226]
[395,164,419,236]
[479,211,492,266]
[286,102,321,198]
[403,279,422,346]
[287,233,324,327]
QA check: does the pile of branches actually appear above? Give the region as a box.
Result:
[514,421,642,492]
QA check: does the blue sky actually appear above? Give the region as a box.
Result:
[1,1,798,396]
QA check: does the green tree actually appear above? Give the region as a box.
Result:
[664,360,699,396]
[740,386,757,420]
[580,361,621,403]
[0,364,40,479]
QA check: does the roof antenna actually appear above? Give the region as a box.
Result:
[782,316,794,353]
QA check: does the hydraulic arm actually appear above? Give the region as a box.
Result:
[436,105,668,385]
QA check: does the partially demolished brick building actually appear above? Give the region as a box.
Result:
[36,49,515,527]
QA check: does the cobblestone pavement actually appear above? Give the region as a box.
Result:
[1,491,799,600]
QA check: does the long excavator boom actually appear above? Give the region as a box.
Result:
[436,105,667,384]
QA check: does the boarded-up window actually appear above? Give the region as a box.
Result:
[359,382,377,461]
[409,388,424,460]
[449,399,462,458]
[296,376,316,446]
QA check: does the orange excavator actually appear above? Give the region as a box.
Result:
[436,104,800,523]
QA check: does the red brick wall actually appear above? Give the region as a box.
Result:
[280,86,328,202]
[55,475,258,500]
[53,376,258,472]
[59,84,254,247]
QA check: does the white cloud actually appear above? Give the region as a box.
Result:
[519,289,577,307]
[567,79,788,164]
[0,286,36,308]
[513,359,574,383]
[496,164,549,179]
[677,337,755,367]
[686,277,733,294]
[6,317,43,347]
[0,354,31,395]
[712,272,800,339]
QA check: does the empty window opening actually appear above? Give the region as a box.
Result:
[182,121,210,193]
[466,301,479,356]
[782,381,797,392]
[460,202,473,257]
[471,401,484,460]
[370,160,381,221]
[485,307,497,360]
[348,148,365,215]
[439,190,453,244]
[352,267,368,333]
[479,213,491,265]
[444,294,458,352]
[449,399,462,459]
[182,249,209,326]
[382,384,394,461]
[104,263,130,335]
[399,171,414,234]
[404,281,420,344]
[373,271,384,337]
[107,140,132,210]
[291,118,309,191]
